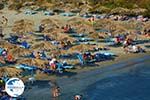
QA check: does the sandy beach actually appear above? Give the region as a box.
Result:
[0,6,150,100]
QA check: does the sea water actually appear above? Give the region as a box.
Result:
[84,61,150,100]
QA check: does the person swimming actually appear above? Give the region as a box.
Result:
[74,94,82,100]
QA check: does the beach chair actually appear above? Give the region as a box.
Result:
[0,48,4,56]
[6,35,20,44]
[15,64,37,71]
[44,11,54,16]
[20,41,30,49]
[42,68,54,74]
[77,53,95,65]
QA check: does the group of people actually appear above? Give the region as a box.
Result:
[82,52,94,63]
[0,48,15,64]
[62,24,73,33]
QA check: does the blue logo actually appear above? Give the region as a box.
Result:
[5,78,25,97]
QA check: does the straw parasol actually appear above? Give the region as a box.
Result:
[44,31,76,42]
[41,18,64,33]
[9,47,32,57]
[0,67,22,77]
[89,32,106,39]
[67,44,95,53]
[111,7,130,15]
[96,6,111,13]
[31,41,57,51]
[68,17,86,26]
[131,8,147,15]
[12,19,34,34]
[0,41,17,49]
[111,25,127,35]
[94,19,112,30]
[17,58,48,69]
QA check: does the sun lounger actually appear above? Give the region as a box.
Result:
[0,48,4,56]
[42,69,53,74]
[60,12,75,17]
[25,10,37,15]
[20,41,30,49]
[44,11,54,16]
[6,35,20,44]
[16,64,38,71]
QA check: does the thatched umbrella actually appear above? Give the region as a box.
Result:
[0,41,17,49]
[9,47,32,57]
[76,24,95,34]
[131,8,147,15]
[12,19,34,35]
[68,17,96,33]
[111,7,130,15]
[111,25,127,35]
[0,67,22,77]
[31,41,57,51]
[67,44,95,53]
[89,32,106,39]
[79,4,91,15]
[68,17,86,25]
[96,6,111,13]
[41,18,64,33]
[44,31,76,42]
[17,58,48,69]
[94,19,112,30]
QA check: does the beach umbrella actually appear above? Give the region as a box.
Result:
[31,41,57,51]
[17,58,48,69]
[0,41,17,49]
[41,18,64,33]
[131,8,147,15]
[94,19,112,29]
[111,25,127,35]
[96,6,111,13]
[9,47,32,57]
[68,17,87,26]
[67,44,95,53]
[0,67,22,77]
[12,19,34,34]
[44,31,76,42]
[76,24,95,34]
[89,32,106,39]
[111,7,130,15]
[41,18,64,32]
[79,4,91,15]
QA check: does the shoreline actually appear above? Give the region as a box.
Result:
[23,52,150,100]
[33,52,150,81]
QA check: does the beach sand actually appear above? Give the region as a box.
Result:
[0,8,150,100]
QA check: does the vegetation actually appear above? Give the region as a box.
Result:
[1,0,150,16]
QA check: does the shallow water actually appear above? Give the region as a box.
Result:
[83,61,150,100]
[23,56,150,100]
